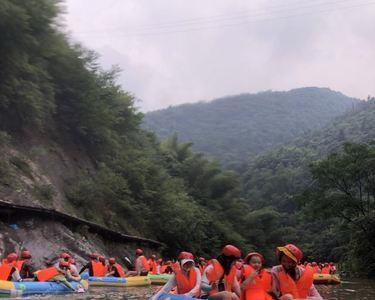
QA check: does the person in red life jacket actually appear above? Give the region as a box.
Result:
[198,257,207,274]
[148,254,158,275]
[241,252,272,300]
[36,260,83,291]
[311,262,320,274]
[125,248,150,276]
[160,260,174,274]
[79,252,102,276]
[18,250,36,280]
[271,244,322,300]
[321,263,331,275]
[106,257,125,277]
[98,255,109,276]
[201,245,242,300]
[152,251,201,300]
[0,253,22,281]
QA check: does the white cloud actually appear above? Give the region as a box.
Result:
[63,0,375,111]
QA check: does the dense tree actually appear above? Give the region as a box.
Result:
[301,142,375,275]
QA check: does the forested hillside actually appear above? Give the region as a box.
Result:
[243,99,375,275]
[144,88,360,168]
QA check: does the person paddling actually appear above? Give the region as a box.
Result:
[79,253,101,276]
[241,252,272,300]
[152,251,201,300]
[271,244,322,300]
[0,253,22,281]
[201,245,242,300]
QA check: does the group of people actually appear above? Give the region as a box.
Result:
[0,244,332,299]
[0,250,84,291]
[152,244,326,300]
[306,262,336,275]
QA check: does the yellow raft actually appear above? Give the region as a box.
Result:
[313,273,341,285]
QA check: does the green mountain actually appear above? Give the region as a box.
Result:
[144,88,360,168]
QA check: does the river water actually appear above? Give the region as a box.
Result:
[5,279,375,299]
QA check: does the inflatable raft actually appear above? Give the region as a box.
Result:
[81,273,151,287]
[148,274,173,285]
[0,279,88,296]
[313,273,341,285]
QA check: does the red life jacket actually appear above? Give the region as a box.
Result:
[92,261,107,277]
[138,255,150,272]
[321,266,331,274]
[160,265,168,274]
[0,263,14,280]
[312,266,320,274]
[205,259,237,295]
[149,259,157,275]
[174,264,200,297]
[278,266,314,299]
[113,263,125,277]
[35,266,61,282]
[242,265,272,300]
[16,260,25,272]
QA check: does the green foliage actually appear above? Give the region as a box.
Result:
[9,156,33,179]
[0,160,12,186]
[0,0,58,131]
[301,142,375,276]
[144,88,359,168]
[32,183,56,203]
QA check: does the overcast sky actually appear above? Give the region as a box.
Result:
[63,0,375,112]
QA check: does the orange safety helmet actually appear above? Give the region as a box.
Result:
[109,257,116,265]
[222,245,241,258]
[244,252,264,264]
[7,252,18,263]
[21,250,32,259]
[178,251,194,260]
[276,244,303,263]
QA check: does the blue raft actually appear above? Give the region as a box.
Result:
[0,279,88,296]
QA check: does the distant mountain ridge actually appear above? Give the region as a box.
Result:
[144,87,360,167]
